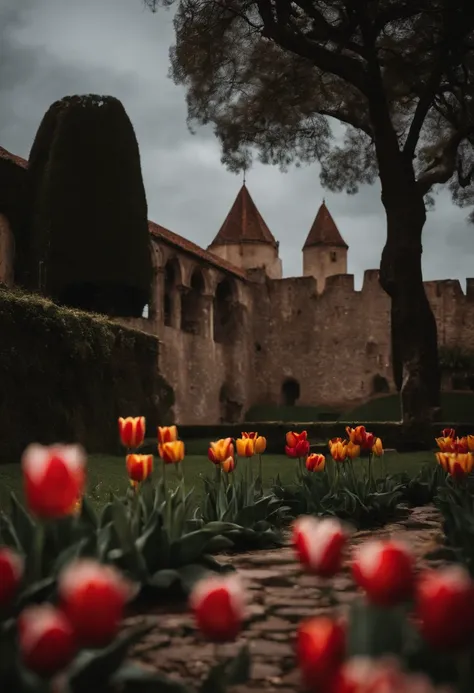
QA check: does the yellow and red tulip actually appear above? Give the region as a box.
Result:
[468,435,474,452]
[118,417,145,449]
[126,454,153,482]
[346,425,374,450]
[285,431,310,458]
[254,436,267,454]
[242,432,258,440]
[157,425,178,445]
[436,451,474,478]
[21,444,86,519]
[296,616,345,692]
[305,453,325,472]
[236,437,255,457]
[329,439,347,462]
[346,441,360,460]
[442,427,456,440]
[208,438,234,464]
[221,456,236,473]
[435,435,456,453]
[372,437,384,457]
[159,440,185,465]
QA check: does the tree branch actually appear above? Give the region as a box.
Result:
[416,128,470,195]
[255,0,369,94]
[403,55,444,160]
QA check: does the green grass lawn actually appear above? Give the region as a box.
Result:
[0,450,438,513]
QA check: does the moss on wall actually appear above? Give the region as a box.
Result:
[0,287,174,464]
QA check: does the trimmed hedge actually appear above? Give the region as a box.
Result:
[0,287,174,464]
[343,392,474,424]
[177,421,473,454]
[244,404,341,422]
[27,94,152,316]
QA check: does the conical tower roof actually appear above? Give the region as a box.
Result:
[303,201,348,249]
[209,184,278,248]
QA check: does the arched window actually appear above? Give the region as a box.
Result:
[163,258,181,327]
[181,268,205,335]
[213,278,237,344]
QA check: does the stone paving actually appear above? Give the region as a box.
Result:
[126,506,453,692]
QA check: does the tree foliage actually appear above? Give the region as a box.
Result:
[145,0,474,217]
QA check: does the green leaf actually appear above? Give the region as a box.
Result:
[135,512,169,574]
[148,569,181,590]
[16,577,56,609]
[79,496,99,531]
[9,493,35,553]
[111,500,134,551]
[67,624,153,692]
[347,600,407,658]
[0,512,23,553]
[170,526,235,567]
[224,644,251,686]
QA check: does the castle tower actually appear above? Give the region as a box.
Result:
[207,184,282,279]
[303,200,348,293]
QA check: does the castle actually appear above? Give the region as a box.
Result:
[1,143,474,424]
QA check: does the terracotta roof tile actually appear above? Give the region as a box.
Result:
[303,201,348,249]
[149,221,246,279]
[0,146,28,169]
[0,143,246,280]
[209,184,278,247]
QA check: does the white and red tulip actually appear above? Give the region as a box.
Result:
[415,565,474,651]
[189,574,246,642]
[352,540,415,606]
[21,443,86,519]
[18,604,77,676]
[58,559,135,648]
[293,516,348,578]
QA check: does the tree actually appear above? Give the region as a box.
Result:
[27,95,153,317]
[145,0,474,433]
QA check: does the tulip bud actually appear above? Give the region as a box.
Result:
[346,441,360,460]
[159,440,185,465]
[157,425,178,444]
[306,453,325,472]
[58,559,135,648]
[285,431,310,458]
[293,516,348,577]
[21,444,86,519]
[415,566,474,651]
[189,575,246,642]
[118,416,145,449]
[0,547,23,608]
[371,437,383,457]
[254,436,267,454]
[236,437,255,457]
[18,604,77,676]
[126,454,153,482]
[221,456,236,473]
[297,617,345,690]
[208,438,234,464]
[241,431,258,440]
[352,540,415,605]
[468,434,474,452]
[330,439,348,462]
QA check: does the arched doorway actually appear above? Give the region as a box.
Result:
[281,378,300,406]
[213,278,238,344]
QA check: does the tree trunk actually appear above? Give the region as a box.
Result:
[379,186,440,443]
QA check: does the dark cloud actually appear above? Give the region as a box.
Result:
[0,0,473,287]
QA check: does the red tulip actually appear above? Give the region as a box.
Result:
[345,426,375,450]
[189,575,246,642]
[21,444,86,519]
[58,559,135,648]
[352,540,415,606]
[0,547,23,608]
[415,566,474,651]
[118,416,145,449]
[293,516,348,578]
[306,453,326,472]
[285,431,310,458]
[297,616,345,690]
[18,604,77,676]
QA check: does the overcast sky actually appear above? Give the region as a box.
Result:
[1,0,473,289]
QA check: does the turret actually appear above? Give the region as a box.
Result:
[302,201,348,292]
[207,184,282,279]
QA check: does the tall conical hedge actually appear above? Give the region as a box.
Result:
[27,94,152,316]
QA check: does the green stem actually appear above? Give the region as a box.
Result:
[368,453,373,490]
[32,521,45,582]
[258,454,263,494]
